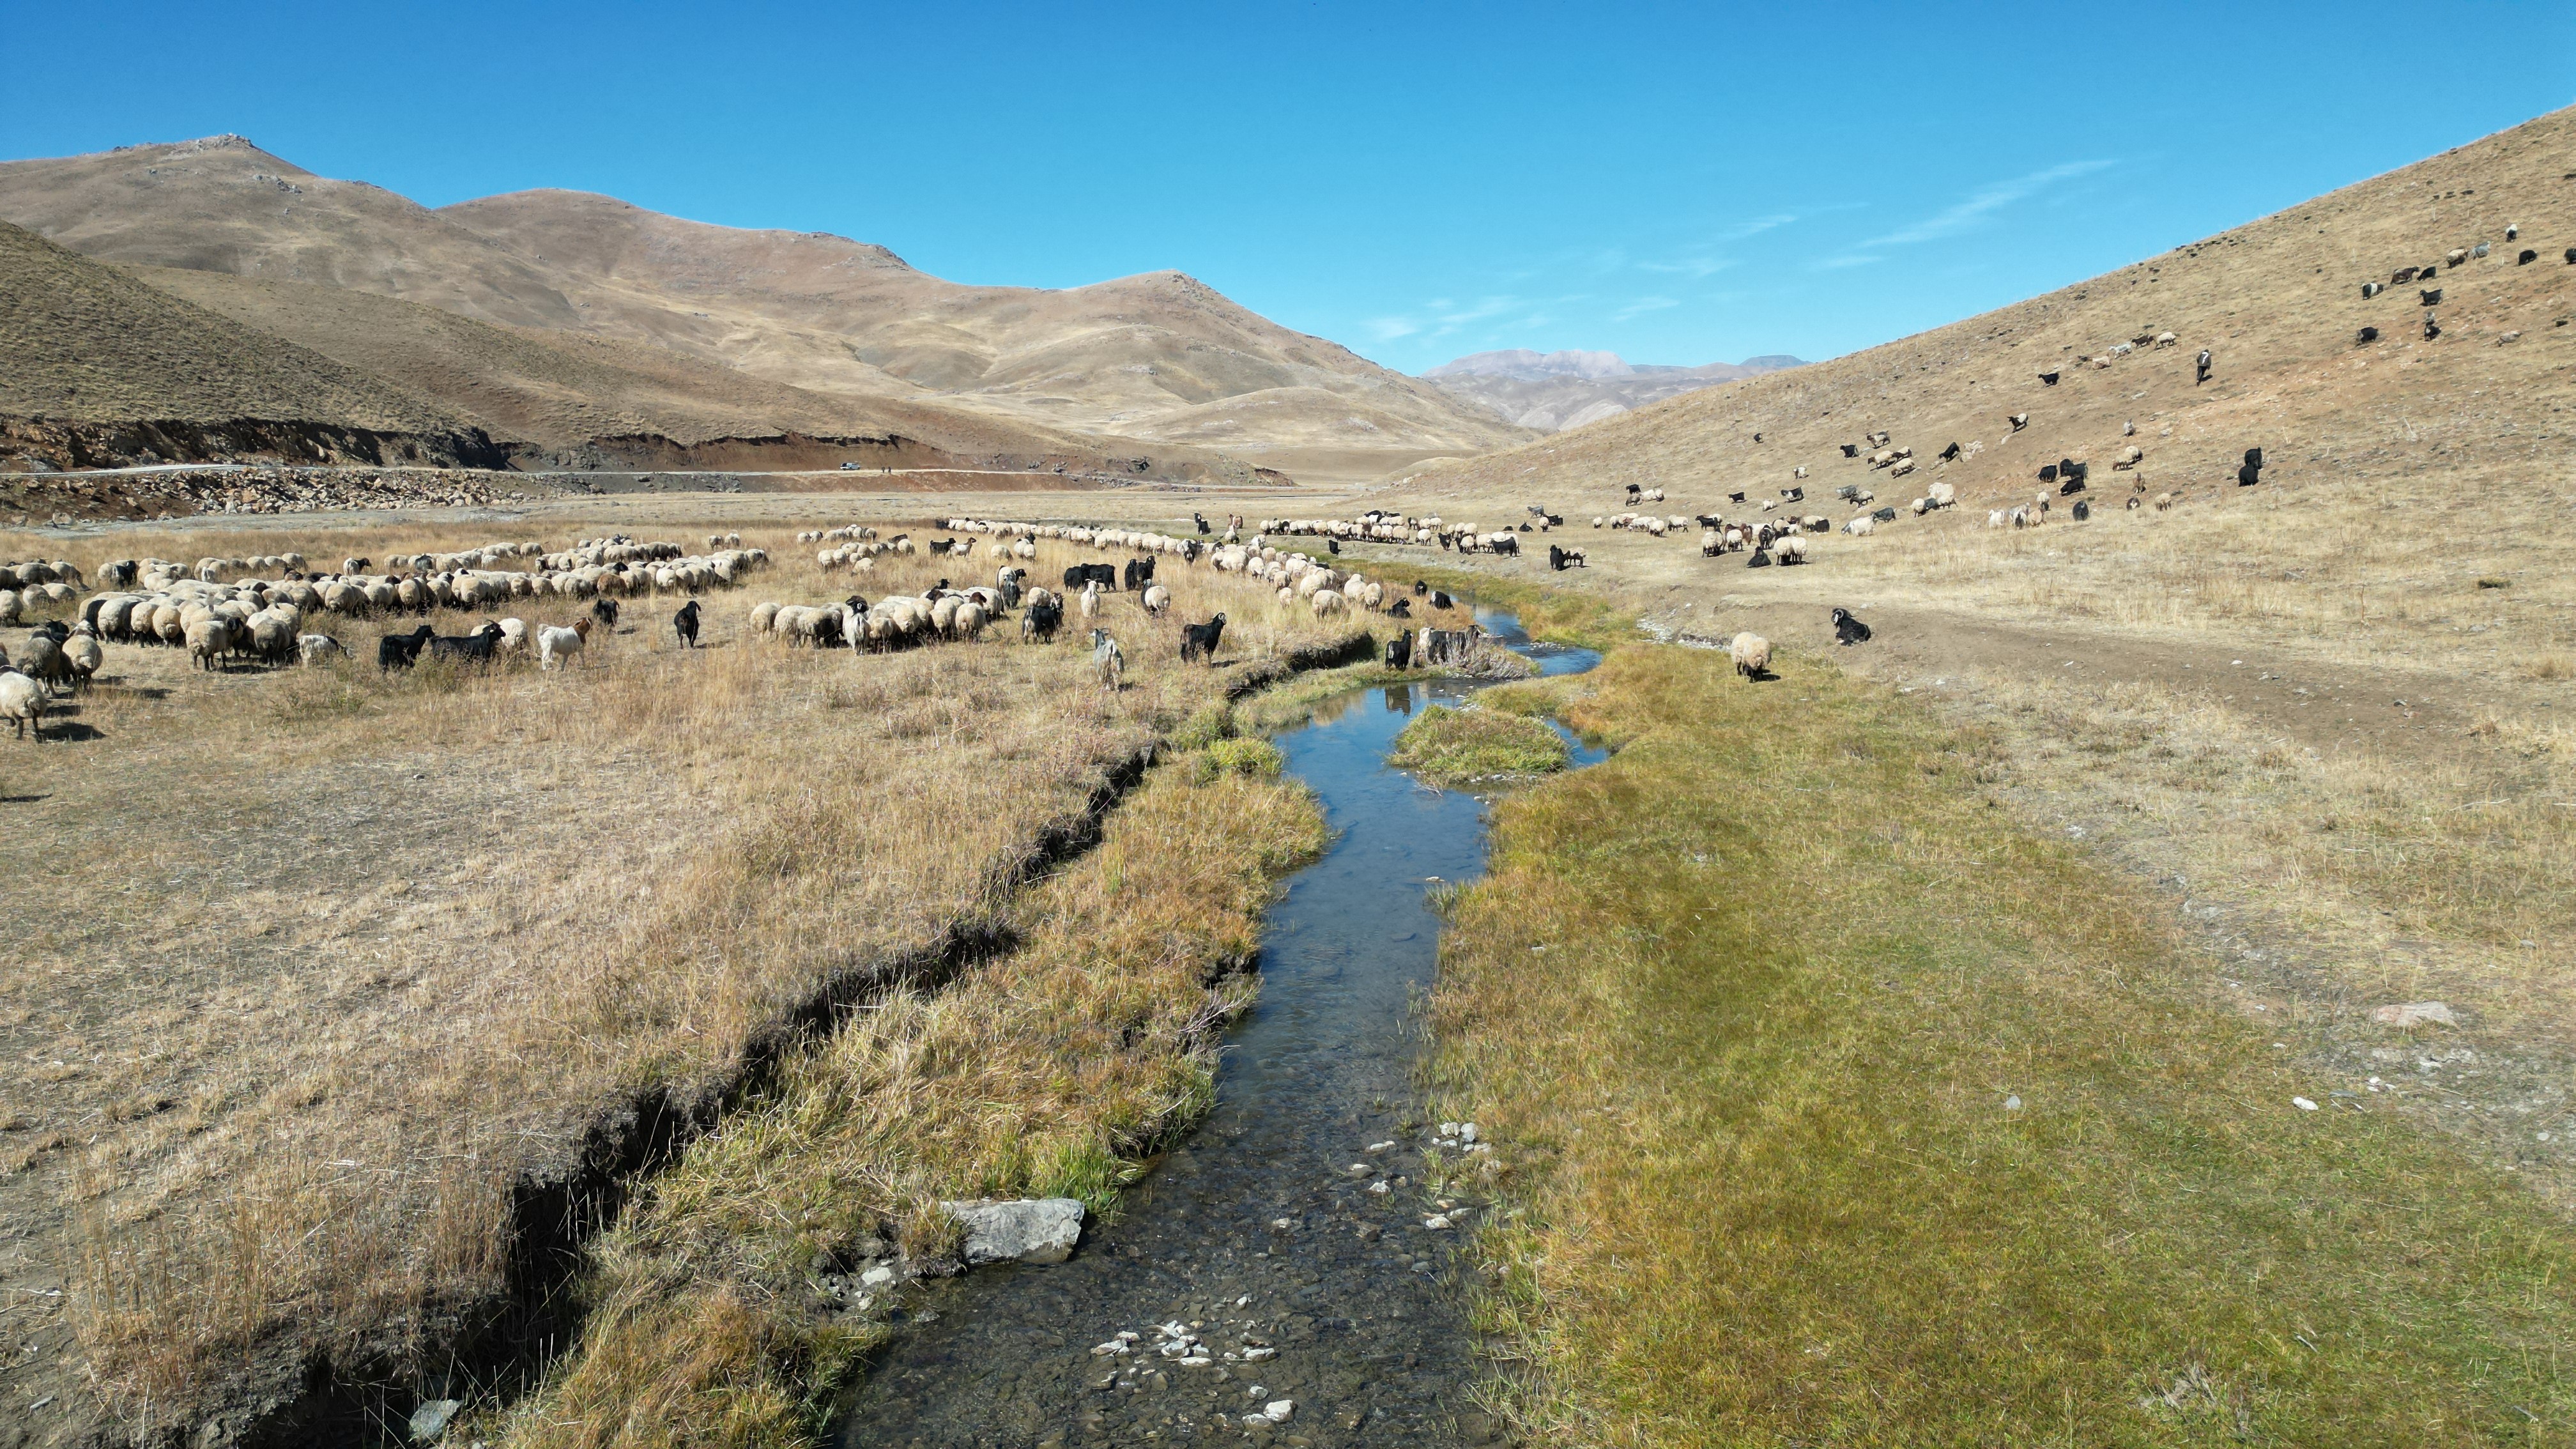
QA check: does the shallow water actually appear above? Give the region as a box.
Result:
[835,617,1598,1449]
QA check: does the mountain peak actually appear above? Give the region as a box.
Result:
[1426,348,1632,381]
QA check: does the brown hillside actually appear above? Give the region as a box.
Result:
[135,265,1236,475]
[0,219,510,473]
[0,139,1528,482]
[1399,105,2576,675]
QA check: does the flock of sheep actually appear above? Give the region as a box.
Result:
[0,535,780,741]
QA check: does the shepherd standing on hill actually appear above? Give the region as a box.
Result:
[2196,348,2213,385]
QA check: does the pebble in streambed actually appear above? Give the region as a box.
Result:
[837,1121,1508,1448]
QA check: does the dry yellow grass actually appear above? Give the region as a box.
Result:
[480,758,1328,1448]
[0,512,1367,1439]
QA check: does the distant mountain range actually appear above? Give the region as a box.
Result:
[1423,349,1804,432]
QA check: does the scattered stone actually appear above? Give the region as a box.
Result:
[1368,1180,1390,1195]
[2294,1097,2320,1112]
[861,1265,896,1287]
[408,1399,463,1443]
[940,1197,1085,1265]
[1264,1399,1297,1423]
[1424,1215,1453,1230]
[2370,1000,2457,1028]
[2004,1094,2023,1111]
[1459,1123,1478,1144]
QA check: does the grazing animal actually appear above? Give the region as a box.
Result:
[1123,557,1156,592]
[1022,593,1064,643]
[2195,348,2212,384]
[2424,312,2442,341]
[1142,583,1172,617]
[2419,288,2443,307]
[1062,562,1117,592]
[2519,248,2539,265]
[1091,629,1124,691]
[1412,580,1429,595]
[1830,607,1871,646]
[2358,326,2379,345]
[2361,280,2384,298]
[1938,441,1961,463]
[673,599,701,648]
[1384,631,1413,669]
[428,622,505,664]
[0,671,43,741]
[1179,613,1228,665]
[298,633,346,664]
[378,624,434,672]
[1729,632,1772,682]
[591,597,620,629]
[539,618,590,671]
[1430,591,1453,611]
[997,567,1026,610]
[2071,498,2091,521]
[1388,597,1412,618]
[2009,412,2028,431]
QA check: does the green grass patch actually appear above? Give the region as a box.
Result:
[1395,563,1632,652]
[1430,643,2576,1446]
[1388,704,1570,785]
[1188,737,1285,782]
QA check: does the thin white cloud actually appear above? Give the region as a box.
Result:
[1613,296,1680,321]
[1860,160,2113,249]
[1713,212,1797,243]
[1811,253,1886,271]
[1639,256,1736,279]
[1369,295,1525,344]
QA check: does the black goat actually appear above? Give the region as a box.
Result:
[591,597,620,629]
[1388,597,1412,618]
[427,622,505,664]
[1430,591,1453,610]
[2072,498,2092,521]
[1123,557,1156,592]
[1830,607,1872,646]
[673,599,701,648]
[1412,580,1429,595]
[1064,562,1117,592]
[1938,441,1961,463]
[1022,595,1064,643]
[1384,631,1413,669]
[1179,613,1227,665]
[2358,326,2380,346]
[378,624,434,672]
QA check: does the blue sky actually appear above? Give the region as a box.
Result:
[3,1,2570,373]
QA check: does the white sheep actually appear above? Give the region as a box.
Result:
[1311,588,1347,617]
[298,634,346,664]
[0,670,44,740]
[1729,632,1771,682]
[1142,584,1172,617]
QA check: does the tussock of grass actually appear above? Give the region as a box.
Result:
[1430,645,2576,1445]
[1190,737,1284,782]
[482,762,1327,1448]
[1387,704,1568,784]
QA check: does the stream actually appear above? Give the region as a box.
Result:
[835,610,1600,1448]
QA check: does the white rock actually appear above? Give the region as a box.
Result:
[2294,1097,2320,1112]
[1367,1140,1396,1152]
[1243,1346,1276,1361]
[939,1197,1086,1265]
[1265,1400,1296,1423]
[1425,1215,1453,1230]
[1368,1180,1390,1194]
[2369,1000,2457,1028]
[1180,1354,1213,1367]
[1439,1121,1460,1137]
[860,1266,896,1287]
[1460,1123,1478,1144]
[2004,1094,2023,1112]
[408,1399,462,1443]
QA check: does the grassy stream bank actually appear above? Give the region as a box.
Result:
[1428,641,2576,1446]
